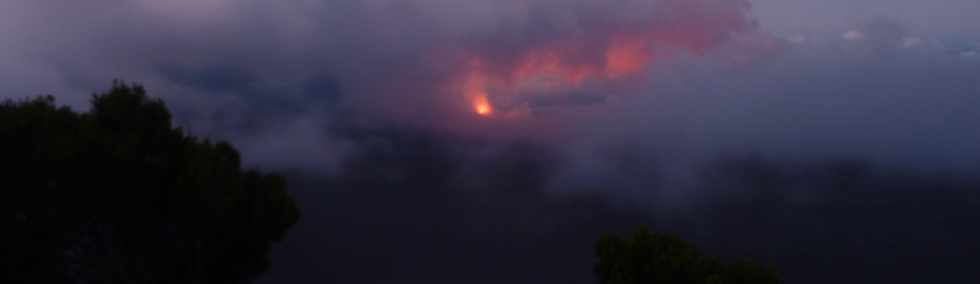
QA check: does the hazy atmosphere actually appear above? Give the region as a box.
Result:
[2,0,979,283]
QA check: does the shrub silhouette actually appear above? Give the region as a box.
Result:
[596,227,780,284]
[0,82,299,283]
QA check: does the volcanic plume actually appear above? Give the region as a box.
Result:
[5,1,980,284]
[449,0,756,118]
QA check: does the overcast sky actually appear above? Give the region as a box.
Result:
[751,0,980,34]
[1,0,978,209]
[2,2,979,283]
[1,0,978,215]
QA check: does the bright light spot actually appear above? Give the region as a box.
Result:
[474,96,493,116]
[457,36,659,116]
[461,63,495,117]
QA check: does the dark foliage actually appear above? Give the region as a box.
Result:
[0,82,299,283]
[596,227,780,284]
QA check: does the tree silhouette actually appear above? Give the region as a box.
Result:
[1,81,299,283]
[596,227,780,284]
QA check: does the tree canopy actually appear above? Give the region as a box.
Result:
[0,82,299,283]
[596,227,780,284]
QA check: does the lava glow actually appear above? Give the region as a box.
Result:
[474,95,493,116]
[461,36,657,117]
[462,64,496,117]
[455,0,755,117]
[605,38,654,79]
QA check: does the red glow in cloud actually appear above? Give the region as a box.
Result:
[455,0,755,117]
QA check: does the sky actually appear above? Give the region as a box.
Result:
[751,0,980,35]
[1,0,978,171]
[2,0,980,283]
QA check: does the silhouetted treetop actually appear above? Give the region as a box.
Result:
[1,82,299,284]
[596,227,780,284]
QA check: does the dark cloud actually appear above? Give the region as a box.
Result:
[258,130,980,284]
[3,1,980,283]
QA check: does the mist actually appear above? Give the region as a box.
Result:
[2,0,979,283]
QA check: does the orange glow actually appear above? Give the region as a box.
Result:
[605,38,653,78]
[442,0,755,117]
[511,50,597,87]
[458,35,656,116]
[474,96,493,116]
[462,62,494,117]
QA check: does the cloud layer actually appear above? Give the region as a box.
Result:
[3,1,980,283]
